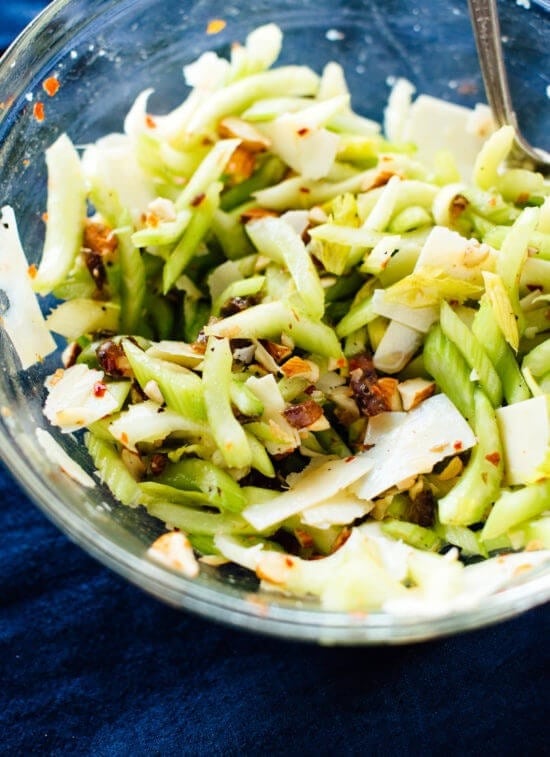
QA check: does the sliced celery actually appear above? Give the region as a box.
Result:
[440,300,502,408]
[438,390,503,526]
[202,336,253,470]
[85,433,140,506]
[423,325,475,421]
[155,457,248,513]
[481,479,550,541]
[381,519,442,552]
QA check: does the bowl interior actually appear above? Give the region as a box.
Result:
[0,0,549,643]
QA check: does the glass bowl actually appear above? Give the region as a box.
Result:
[0,0,549,644]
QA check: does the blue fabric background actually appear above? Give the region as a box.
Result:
[0,3,548,754]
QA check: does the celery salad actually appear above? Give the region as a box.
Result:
[3,23,550,615]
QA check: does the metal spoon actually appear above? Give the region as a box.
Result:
[468,0,550,172]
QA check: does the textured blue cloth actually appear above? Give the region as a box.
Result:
[0,3,548,754]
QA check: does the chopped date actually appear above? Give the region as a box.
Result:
[348,353,391,417]
[82,249,107,289]
[96,340,133,378]
[409,488,436,528]
[220,295,258,317]
[283,399,323,429]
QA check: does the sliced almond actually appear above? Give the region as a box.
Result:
[147,531,199,578]
[397,378,436,411]
[218,116,271,152]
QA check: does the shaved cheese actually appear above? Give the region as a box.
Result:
[43,364,119,432]
[371,288,438,333]
[352,394,476,501]
[496,396,550,485]
[301,492,373,529]
[243,454,374,531]
[414,225,496,282]
[35,428,95,487]
[0,206,56,369]
[401,94,495,180]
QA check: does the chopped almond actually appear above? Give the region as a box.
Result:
[147,531,199,578]
[397,378,436,411]
[225,144,257,183]
[281,356,320,381]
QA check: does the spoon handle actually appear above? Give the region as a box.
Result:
[468,0,550,170]
[467,0,517,130]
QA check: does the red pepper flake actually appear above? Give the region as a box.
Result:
[93,381,107,397]
[344,456,356,463]
[206,18,226,34]
[284,556,294,568]
[296,127,310,136]
[120,432,129,445]
[145,114,156,129]
[453,441,463,451]
[33,102,45,122]
[43,77,60,97]
[299,186,311,194]
[485,451,501,466]
[190,192,206,207]
[41,212,49,223]
[22,158,30,167]
[27,263,37,279]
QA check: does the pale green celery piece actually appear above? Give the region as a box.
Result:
[123,338,206,423]
[472,296,530,404]
[139,481,215,508]
[309,223,383,249]
[388,206,432,234]
[384,268,483,308]
[497,207,540,336]
[175,139,240,211]
[376,242,422,287]
[46,299,120,340]
[381,519,442,552]
[263,263,294,301]
[155,456,248,513]
[163,182,221,292]
[484,226,550,258]
[438,390,503,526]
[440,301,502,407]
[105,380,131,412]
[186,67,320,135]
[522,306,550,338]
[245,430,275,478]
[423,325,475,421]
[344,326,368,357]
[463,187,519,226]
[246,216,325,320]
[204,301,344,360]
[242,486,280,506]
[432,149,461,185]
[497,168,545,203]
[202,336,252,470]
[335,292,376,338]
[481,479,550,540]
[33,134,86,295]
[116,210,146,335]
[474,124,515,191]
[131,210,191,248]
[52,259,96,301]
[220,155,287,212]
[211,206,256,261]
[366,316,389,352]
[522,339,550,377]
[253,169,376,211]
[242,96,312,121]
[278,376,310,402]
[212,275,265,316]
[85,433,140,506]
[245,419,297,451]
[508,516,550,550]
[159,139,208,177]
[521,257,550,294]
[315,427,351,458]
[335,134,382,164]
[230,379,264,417]
[434,522,488,557]
[187,533,220,556]
[135,133,178,185]
[145,500,254,535]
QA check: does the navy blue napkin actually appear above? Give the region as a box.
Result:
[0,3,548,754]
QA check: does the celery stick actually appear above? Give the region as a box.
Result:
[381,519,442,552]
[245,430,276,478]
[522,340,550,378]
[496,207,539,336]
[472,296,530,404]
[117,210,146,334]
[139,481,216,508]
[438,390,503,526]
[204,301,344,360]
[85,433,140,506]
[145,501,253,535]
[175,139,240,210]
[440,300,503,408]
[220,155,287,211]
[481,479,550,541]
[212,275,265,316]
[335,292,376,338]
[229,380,264,417]
[33,134,86,295]
[423,325,475,421]
[163,182,221,292]
[123,338,207,423]
[155,457,248,512]
[131,210,191,248]
[246,216,325,320]
[186,66,320,134]
[202,336,253,470]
